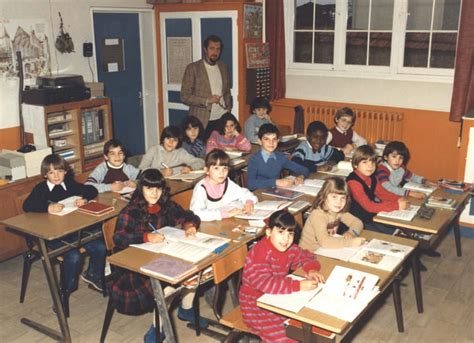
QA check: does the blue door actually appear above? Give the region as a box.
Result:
[93,12,145,155]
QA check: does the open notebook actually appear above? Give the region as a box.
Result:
[234,200,292,220]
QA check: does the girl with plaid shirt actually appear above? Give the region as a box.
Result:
[111,169,204,340]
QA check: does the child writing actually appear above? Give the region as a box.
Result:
[23,154,105,315]
[347,145,409,234]
[190,149,258,221]
[86,138,139,193]
[239,210,325,342]
[376,141,435,199]
[327,107,367,155]
[247,123,309,191]
[181,115,206,158]
[206,112,251,153]
[111,169,206,340]
[244,97,273,144]
[292,120,345,172]
[139,125,205,176]
[300,176,365,251]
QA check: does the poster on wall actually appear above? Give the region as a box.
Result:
[245,42,270,69]
[0,19,52,79]
[167,37,192,84]
[243,4,263,40]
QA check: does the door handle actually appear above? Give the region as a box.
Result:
[138,91,143,106]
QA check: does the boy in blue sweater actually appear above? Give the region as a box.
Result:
[247,124,309,191]
[292,120,344,172]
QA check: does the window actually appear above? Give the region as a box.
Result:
[289,0,461,76]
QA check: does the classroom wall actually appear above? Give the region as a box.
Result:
[0,0,153,149]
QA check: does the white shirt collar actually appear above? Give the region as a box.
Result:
[107,161,124,169]
[335,126,346,134]
[47,180,67,191]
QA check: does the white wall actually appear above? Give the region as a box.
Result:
[0,0,153,130]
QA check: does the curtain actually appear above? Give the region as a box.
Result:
[265,0,286,100]
[449,1,474,122]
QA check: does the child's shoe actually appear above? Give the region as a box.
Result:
[144,324,165,343]
[177,306,209,329]
[81,271,103,292]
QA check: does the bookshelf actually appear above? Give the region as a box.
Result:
[41,98,112,174]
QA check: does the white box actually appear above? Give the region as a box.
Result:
[3,148,52,178]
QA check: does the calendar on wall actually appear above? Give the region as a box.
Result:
[245,43,271,104]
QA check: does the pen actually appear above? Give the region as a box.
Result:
[353,276,365,300]
[161,162,170,169]
[351,229,360,237]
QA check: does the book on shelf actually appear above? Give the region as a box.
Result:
[50,195,81,216]
[131,226,230,263]
[165,170,206,181]
[305,265,380,322]
[377,205,420,221]
[319,161,353,177]
[258,275,324,313]
[426,196,457,209]
[78,201,115,216]
[140,255,198,283]
[403,181,436,195]
[234,200,292,220]
[261,187,304,200]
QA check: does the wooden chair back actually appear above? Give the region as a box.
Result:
[102,217,117,252]
[14,192,30,214]
[212,244,247,285]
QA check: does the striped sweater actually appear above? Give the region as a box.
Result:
[239,237,320,342]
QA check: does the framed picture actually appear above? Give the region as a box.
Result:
[243,4,263,39]
[245,42,270,69]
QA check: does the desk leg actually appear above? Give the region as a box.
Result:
[20,238,71,342]
[453,218,462,257]
[151,278,176,343]
[392,277,404,333]
[411,252,423,313]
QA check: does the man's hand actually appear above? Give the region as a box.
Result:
[207,95,221,104]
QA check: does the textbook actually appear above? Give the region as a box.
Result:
[78,201,114,216]
[280,177,325,197]
[261,187,304,200]
[225,151,243,158]
[50,196,81,216]
[306,265,380,322]
[402,181,436,195]
[140,255,198,283]
[235,200,292,220]
[257,275,324,313]
[319,161,353,177]
[426,196,457,209]
[166,170,206,182]
[279,134,298,143]
[131,226,230,263]
[377,205,420,221]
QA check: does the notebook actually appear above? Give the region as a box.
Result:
[234,200,292,220]
[261,187,304,200]
[140,255,198,283]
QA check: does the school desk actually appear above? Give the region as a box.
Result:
[257,231,420,341]
[374,189,470,256]
[107,217,258,343]
[1,192,126,343]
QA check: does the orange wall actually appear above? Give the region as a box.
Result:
[270,98,461,181]
[0,127,21,150]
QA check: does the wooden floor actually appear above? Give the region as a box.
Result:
[0,234,473,342]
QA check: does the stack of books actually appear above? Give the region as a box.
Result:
[403,181,437,195]
[437,179,469,192]
[426,196,457,209]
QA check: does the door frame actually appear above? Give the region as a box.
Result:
[90,7,159,151]
[159,10,239,127]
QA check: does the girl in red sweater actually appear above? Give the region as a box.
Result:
[239,211,325,342]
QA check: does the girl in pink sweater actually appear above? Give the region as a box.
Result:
[206,113,251,153]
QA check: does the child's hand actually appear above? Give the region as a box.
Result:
[111,181,125,192]
[317,164,333,172]
[243,201,254,214]
[306,270,325,284]
[351,237,366,247]
[423,179,437,187]
[161,168,173,177]
[48,203,64,214]
[408,190,426,199]
[184,226,197,237]
[398,197,410,210]
[181,166,192,174]
[228,208,244,217]
[294,175,305,185]
[264,114,272,122]
[75,198,88,207]
[224,147,238,152]
[125,180,137,189]
[343,231,355,239]
[276,178,294,188]
[342,144,354,155]
[300,279,319,291]
[148,233,165,243]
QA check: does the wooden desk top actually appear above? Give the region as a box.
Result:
[374,189,470,234]
[1,192,127,240]
[257,231,418,334]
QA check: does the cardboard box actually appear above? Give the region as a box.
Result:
[85,82,105,98]
[6,147,52,177]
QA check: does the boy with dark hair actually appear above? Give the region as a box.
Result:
[86,138,139,193]
[292,120,344,172]
[244,97,273,144]
[327,107,367,155]
[247,123,309,191]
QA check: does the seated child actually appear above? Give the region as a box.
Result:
[23,154,105,315]
[244,97,273,144]
[112,169,206,338]
[247,123,309,191]
[86,138,139,193]
[327,107,367,155]
[190,149,258,221]
[139,125,204,176]
[347,145,409,234]
[300,176,365,251]
[292,121,344,172]
[376,141,434,199]
[181,115,206,158]
[239,210,325,342]
[206,112,251,153]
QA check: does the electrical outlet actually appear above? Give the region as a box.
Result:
[83,42,93,57]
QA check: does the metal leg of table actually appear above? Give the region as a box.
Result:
[151,278,176,343]
[411,252,424,313]
[20,238,71,342]
[453,217,462,257]
[392,276,404,333]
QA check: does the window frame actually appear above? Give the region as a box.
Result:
[286,0,457,82]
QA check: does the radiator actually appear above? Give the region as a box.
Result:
[303,105,404,144]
